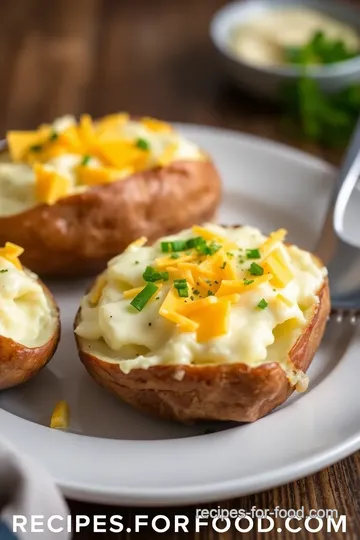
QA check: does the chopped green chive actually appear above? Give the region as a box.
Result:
[0,269,8,273]
[226,252,234,258]
[250,262,264,276]
[202,241,221,255]
[81,155,91,166]
[170,253,180,259]
[161,239,188,253]
[174,278,187,288]
[174,278,189,298]
[29,144,42,152]
[49,130,58,142]
[160,242,171,253]
[246,248,261,259]
[257,298,268,310]
[220,261,227,269]
[143,265,169,282]
[207,290,214,296]
[243,278,254,285]
[160,236,222,256]
[191,238,221,256]
[186,236,205,249]
[130,283,158,311]
[178,288,189,298]
[193,289,200,295]
[136,137,150,151]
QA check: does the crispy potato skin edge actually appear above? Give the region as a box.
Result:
[75,278,330,424]
[0,281,61,390]
[0,154,222,277]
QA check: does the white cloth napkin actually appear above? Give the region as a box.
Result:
[0,436,69,539]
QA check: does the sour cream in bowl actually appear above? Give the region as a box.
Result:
[210,0,360,99]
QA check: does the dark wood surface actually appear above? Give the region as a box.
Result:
[0,0,359,538]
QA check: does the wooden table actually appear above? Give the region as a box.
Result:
[0,0,359,538]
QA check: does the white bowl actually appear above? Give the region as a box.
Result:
[210,0,360,99]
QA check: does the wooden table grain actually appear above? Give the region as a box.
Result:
[0,0,359,538]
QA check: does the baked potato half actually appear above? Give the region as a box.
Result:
[74,224,330,423]
[0,114,221,277]
[0,243,60,390]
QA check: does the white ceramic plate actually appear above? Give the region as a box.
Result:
[1,125,360,506]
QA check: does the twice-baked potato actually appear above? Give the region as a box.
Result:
[0,243,60,390]
[0,114,221,277]
[74,224,330,423]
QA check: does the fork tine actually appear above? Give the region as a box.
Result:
[330,308,359,324]
[350,311,358,325]
[335,311,344,323]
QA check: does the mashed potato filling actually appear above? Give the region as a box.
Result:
[0,245,55,347]
[75,225,327,386]
[0,114,203,217]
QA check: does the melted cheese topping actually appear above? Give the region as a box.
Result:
[0,244,56,347]
[75,224,327,386]
[0,114,203,216]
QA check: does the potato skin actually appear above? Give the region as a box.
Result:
[75,279,330,424]
[0,157,221,277]
[0,281,60,390]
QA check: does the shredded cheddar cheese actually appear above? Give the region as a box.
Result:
[4,114,202,210]
[89,274,107,305]
[34,163,70,204]
[0,242,24,270]
[123,286,147,299]
[75,224,328,385]
[276,293,294,307]
[97,140,149,170]
[50,400,70,430]
[126,237,148,250]
[192,226,239,250]
[158,143,178,166]
[76,165,115,186]
[216,274,272,297]
[263,248,293,288]
[141,117,172,133]
[260,228,287,258]
[115,226,294,343]
[7,131,42,162]
[155,253,197,268]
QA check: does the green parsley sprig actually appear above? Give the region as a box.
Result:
[281,31,360,148]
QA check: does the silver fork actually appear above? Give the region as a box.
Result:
[315,117,360,324]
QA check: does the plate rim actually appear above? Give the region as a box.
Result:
[2,124,356,507]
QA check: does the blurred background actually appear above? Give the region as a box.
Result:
[3,0,359,167]
[0,0,233,129]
